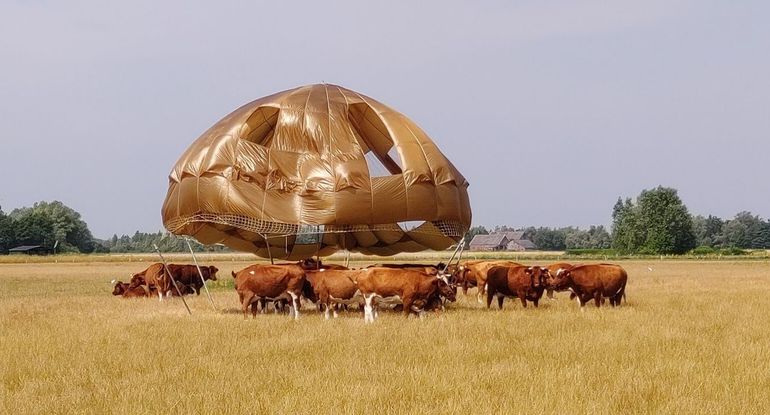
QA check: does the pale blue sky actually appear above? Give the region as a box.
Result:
[1,1,768,238]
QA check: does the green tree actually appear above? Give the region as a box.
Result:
[611,197,642,253]
[636,187,696,254]
[13,210,55,248]
[0,206,16,253]
[611,187,696,254]
[721,211,770,248]
[692,215,724,247]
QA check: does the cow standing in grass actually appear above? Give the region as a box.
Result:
[453,260,522,303]
[485,265,549,309]
[356,267,450,322]
[546,264,627,308]
[232,264,306,320]
[305,269,361,319]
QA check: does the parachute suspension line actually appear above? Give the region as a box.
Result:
[153,244,192,315]
[185,238,216,312]
[344,250,351,268]
[441,236,466,274]
[261,234,274,265]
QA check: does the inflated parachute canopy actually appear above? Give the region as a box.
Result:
[162,84,471,260]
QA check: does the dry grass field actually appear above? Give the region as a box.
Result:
[1,257,769,414]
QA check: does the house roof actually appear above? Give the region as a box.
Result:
[508,239,537,249]
[469,234,507,247]
[501,231,525,241]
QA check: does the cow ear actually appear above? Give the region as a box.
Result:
[525,267,533,274]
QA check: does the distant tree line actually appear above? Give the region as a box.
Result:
[466,186,770,255]
[0,201,228,254]
[99,231,230,253]
[611,186,770,254]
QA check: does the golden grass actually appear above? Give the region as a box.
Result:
[1,260,769,413]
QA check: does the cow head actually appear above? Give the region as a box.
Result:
[524,266,548,289]
[112,280,127,296]
[300,258,321,270]
[436,275,457,303]
[207,266,219,281]
[548,268,572,291]
[452,265,468,284]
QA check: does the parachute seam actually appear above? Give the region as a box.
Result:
[337,85,375,226]
[351,91,410,221]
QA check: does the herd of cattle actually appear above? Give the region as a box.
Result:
[111,259,628,321]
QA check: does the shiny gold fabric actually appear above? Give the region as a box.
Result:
[162,84,471,259]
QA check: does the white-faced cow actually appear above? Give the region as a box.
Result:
[547,263,627,309]
[355,267,452,322]
[544,262,576,300]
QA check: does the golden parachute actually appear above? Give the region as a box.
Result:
[162,84,471,260]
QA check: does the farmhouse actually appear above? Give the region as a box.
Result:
[469,232,537,251]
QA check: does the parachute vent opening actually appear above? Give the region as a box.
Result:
[364,147,404,178]
[364,151,390,177]
[387,147,403,169]
[397,221,425,232]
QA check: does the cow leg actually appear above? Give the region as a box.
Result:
[250,300,259,318]
[477,284,486,304]
[240,293,253,319]
[289,291,300,320]
[519,294,527,308]
[533,298,539,308]
[364,294,375,323]
[486,287,494,309]
[547,288,556,300]
[402,297,415,318]
[575,294,583,309]
[323,303,331,320]
[332,304,339,319]
[594,292,602,308]
[496,294,504,310]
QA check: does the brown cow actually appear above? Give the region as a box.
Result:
[112,280,151,297]
[130,263,218,300]
[355,267,450,322]
[231,264,306,320]
[485,265,549,309]
[454,260,522,302]
[155,264,218,298]
[111,279,184,297]
[547,263,628,309]
[544,262,576,300]
[305,269,362,319]
[368,263,448,276]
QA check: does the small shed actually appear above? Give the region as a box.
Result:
[8,245,49,255]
